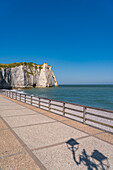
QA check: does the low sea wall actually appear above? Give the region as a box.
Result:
[0,90,113,133]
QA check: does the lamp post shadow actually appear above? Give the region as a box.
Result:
[66,138,110,170]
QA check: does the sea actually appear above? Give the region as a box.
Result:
[21,85,113,111]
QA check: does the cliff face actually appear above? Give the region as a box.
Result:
[0,63,58,88]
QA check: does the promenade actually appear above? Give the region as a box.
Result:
[0,94,113,170]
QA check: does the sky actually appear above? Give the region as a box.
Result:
[0,0,113,84]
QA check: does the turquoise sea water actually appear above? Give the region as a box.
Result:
[23,85,113,111]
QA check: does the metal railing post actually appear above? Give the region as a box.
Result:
[39,97,40,108]
[31,96,32,105]
[20,94,21,101]
[83,106,87,124]
[14,92,16,100]
[63,102,65,116]
[16,93,17,100]
[24,94,26,103]
[10,92,11,98]
[49,99,51,111]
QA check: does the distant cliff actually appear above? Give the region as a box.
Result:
[0,62,58,88]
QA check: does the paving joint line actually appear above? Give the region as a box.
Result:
[31,131,106,151]
[60,120,113,145]
[0,151,25,160]
[0,108,28,111]
[3,113,37,118]
[0,115,47,170]
[0,128,9,131]
[12,120,59,129]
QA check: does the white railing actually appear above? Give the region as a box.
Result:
[0,90,113,133]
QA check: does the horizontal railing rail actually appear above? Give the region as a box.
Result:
[0,89,113,133]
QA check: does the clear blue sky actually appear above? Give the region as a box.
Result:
[0,0,113,84]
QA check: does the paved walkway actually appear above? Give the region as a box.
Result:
[0,95,113,170]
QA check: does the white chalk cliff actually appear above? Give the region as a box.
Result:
[0,63,58,88]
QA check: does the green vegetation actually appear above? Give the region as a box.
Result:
[39,65,43,71]
[35,65,37,70]
[0,62,27,68]
[24,70,33,75]
[0,62,43,70]
[0,62,50,77]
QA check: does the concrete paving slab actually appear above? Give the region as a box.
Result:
[0,101,16,105]
[40,111,69,121]
[0,105,26,110]
[0,129,24,157]
[0,108,37,117]
[64,119,102,135]
[14,122,87,149]
[0,102,21,106]
[95,132,113,145]
[4,114,54,127]
[0,97,19,105]
[0,118,7,130]
[0,96,11,101]
[33,136,113,170]
[0,153,40,170]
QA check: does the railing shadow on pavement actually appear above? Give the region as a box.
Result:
[66,138,110,170]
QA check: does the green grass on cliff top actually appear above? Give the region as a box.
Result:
[0,62,43,69]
